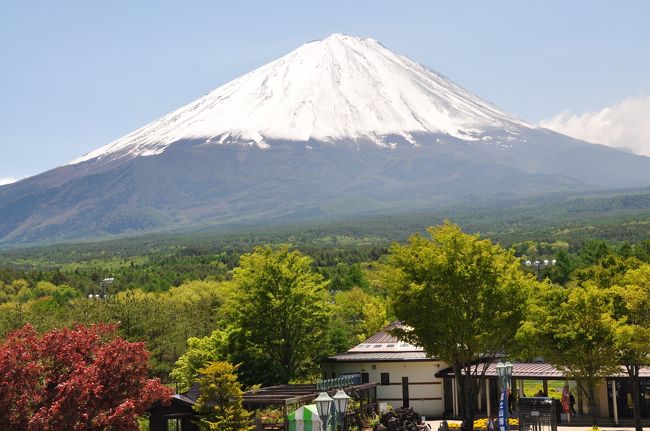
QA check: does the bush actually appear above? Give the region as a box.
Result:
[374,407,422,431]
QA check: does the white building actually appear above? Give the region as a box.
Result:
[326,322,650,424]
[324,322,447,417]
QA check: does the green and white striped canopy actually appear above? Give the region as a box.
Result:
[288,404,323,431]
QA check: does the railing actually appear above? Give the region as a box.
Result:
[316,375,361,390]
[260,424,285,431]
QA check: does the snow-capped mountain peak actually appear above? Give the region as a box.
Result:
[70,33,530,165]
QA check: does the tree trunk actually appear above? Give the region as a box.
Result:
[454,362,478,431]
[454,366,466,419]
[464,376,476,431]
[628,366,643,431]
[587,379,598,425]
[579,379,599,426]
[454,363,476,431]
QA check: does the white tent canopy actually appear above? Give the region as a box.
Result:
[288,404,324,431]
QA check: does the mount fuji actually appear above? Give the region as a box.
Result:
[2,34,650,244]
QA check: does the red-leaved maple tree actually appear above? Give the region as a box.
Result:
[0,323,171,430]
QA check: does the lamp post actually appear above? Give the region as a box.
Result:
[333,389,351,431]
[100,277,114,299]
[496,361,513,431]
[524,259,556,281]
[315,391,334,431]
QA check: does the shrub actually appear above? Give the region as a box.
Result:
[373,407,422,431]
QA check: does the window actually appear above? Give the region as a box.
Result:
[361,372,369,383]
[381,372,390,385]
[167,418,182,431]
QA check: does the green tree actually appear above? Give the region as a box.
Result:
[193,361,254,431]
[579,240,612,266]
[329,287,389,353]
[520,282,619,425]
[547,249,574,285]
[382,222,533,431]
[632,240,650,263]
[0,302,25,338]
[225,245,331,386]
[573,255,640,290]
[171,330,228,392]
[611,264,650,431]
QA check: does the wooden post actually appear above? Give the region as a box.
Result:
[452,378,458,417]
[577,380,583,415]
[543,380,548,396]
[486,379,492,417]
[478,379,483,411]
[283,402,289,431]
[612,380,619,425]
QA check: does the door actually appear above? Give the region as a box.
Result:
[402,376,410,408]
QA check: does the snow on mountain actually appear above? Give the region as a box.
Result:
[69,33,530,165]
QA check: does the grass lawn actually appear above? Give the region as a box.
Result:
[520,380,578,399]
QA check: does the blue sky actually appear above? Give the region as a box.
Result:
[2,0,650,180]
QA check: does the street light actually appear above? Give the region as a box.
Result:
[100,277,114,299]
[496,361,513,389]
[496,361,513,431]
[315,391,334,431]
[524,260,556,281]
[333,389,351,431]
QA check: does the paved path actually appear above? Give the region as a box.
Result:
[424,420,637,431]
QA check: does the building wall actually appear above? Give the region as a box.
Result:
[326,360,446,417]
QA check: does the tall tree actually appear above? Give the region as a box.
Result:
[171,329,228,392]
[0,323,170,430]
[194,361,254,431]
[225,245,331,386]
[611,264,650,431]
[329,287,390,353]
[520,282,620,425]
[382,222,533,431]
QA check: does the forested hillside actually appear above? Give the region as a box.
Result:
[2,197,650,381]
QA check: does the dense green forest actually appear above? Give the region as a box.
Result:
[2,192,650,383]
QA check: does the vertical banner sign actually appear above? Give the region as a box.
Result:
[498,389,507,431]
[561,384,570,414]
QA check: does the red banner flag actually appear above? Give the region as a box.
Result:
[561,383,571,414]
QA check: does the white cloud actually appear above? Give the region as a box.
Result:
[0,177,19,186]
[540,96,650,157]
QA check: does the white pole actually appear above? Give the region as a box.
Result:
[612,380,619,425]
[452,379,458,417]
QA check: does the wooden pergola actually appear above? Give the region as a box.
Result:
[243,382,378,430]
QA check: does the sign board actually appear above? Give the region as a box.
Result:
[498,390,507,431]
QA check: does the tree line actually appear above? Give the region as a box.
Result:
[2,220,650,430]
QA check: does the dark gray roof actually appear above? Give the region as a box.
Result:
[361,321,405,344]
[436,362,650,379]
[171,382,201,405]
[327,322,441,362]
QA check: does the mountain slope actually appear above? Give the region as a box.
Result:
[68,33,528,166]
[2,34,650,245]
